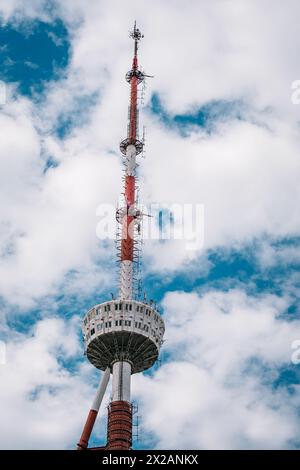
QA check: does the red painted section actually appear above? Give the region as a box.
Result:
[121,176,135,262]
[125,175,135,205]
[129,76,138,142]
[79,402,132,450]
[120,35,139,263]
[77,409,98,450]
[121,222,134,261]
[106,401,132,450]
[133,39,138,69]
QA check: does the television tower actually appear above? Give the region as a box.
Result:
[77,23,165,451]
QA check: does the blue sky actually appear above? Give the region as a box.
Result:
[0,18,69,96]
[0,0,300,450]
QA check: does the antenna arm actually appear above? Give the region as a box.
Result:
[77,367,110,450]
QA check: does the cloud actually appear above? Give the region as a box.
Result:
[0,0,54,23]
[50,0,300,120]
[133,289,300,449]
[0,91,121,307]
[47,0,300,273]
[256,239,300,271]
[138,116,300,272]
[1,0,299,277]
[0,0,300,451]
[0,315,110,449]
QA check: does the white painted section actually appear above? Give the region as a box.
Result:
[83,300,165,350]
[112,361,131,402]
[125,144,136,176]
[91,367,111,411]
[128,206,139,217]
[120,260,133,300]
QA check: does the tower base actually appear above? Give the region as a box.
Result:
[106,401,132,450]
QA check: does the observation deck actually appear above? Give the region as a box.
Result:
[82,300,165,374]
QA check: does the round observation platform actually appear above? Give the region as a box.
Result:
[120,137,143,156]
[82,300,165,374]
[125,69,145,83]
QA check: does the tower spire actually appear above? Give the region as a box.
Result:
[130,21,143,70]
[119,22,145,301]
[77,24,165,451]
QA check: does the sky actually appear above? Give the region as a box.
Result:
[0,0,300,450]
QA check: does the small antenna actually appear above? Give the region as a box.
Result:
[130,21,144,41]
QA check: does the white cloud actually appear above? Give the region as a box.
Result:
[0,0,54,23]
[0,0,300,451]
[256,240,300,270]
[1,0,299,278]
[50,0,300,120]
[0,315,110,449]
[162,289,293,371]
[0,91,122,307]
[138,116,300,271]
[50,0,300,272]
[1,287,299,450]
[134,362,300,449]
[133,289,300,449]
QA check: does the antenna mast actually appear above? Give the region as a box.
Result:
[77,23,165,451]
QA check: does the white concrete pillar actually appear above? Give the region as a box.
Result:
[125,144,136,176]
[112,361,131,402]
[120,260,133,300]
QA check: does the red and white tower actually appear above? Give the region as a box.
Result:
[77,23,165,451]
